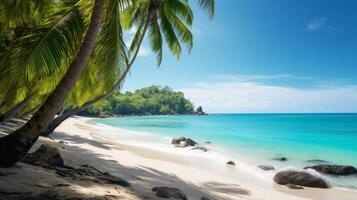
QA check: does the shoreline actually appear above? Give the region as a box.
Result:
[74,117,357,199]
[2,116,356,199]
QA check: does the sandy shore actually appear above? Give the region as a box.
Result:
[1,116,357,200]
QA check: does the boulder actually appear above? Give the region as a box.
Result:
[152,187,187,200]
[274,170,329,188]
[257,165,275,171]
[286,184,304,190]
[227,161,235,166]
[304,165,357,176]
[273,157,287,161]
[22,144,64,167]
[171,137,198,147]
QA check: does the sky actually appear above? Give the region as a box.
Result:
[122,0,357,113]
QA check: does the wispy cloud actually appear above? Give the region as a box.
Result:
[306,17,332,32]
[180,74,357,113]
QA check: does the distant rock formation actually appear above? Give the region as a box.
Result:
[194,106,207,115]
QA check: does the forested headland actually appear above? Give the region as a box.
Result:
[79,85,205,117]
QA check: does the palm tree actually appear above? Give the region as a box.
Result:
[40,0,215,137]
[0,0,214,167]
[0,0,108,167]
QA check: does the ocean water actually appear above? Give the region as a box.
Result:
[92,113,357,189]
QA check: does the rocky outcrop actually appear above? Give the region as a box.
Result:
[22,144,64,167]
[305,159,329,164]
[305,165,357,176]
[257,165,275,171]
[171,137,198,147]
[152,187,187,200]
[194,106,207,115]
[274,170,329,188]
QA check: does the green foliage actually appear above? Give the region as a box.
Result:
[83,85,194,115]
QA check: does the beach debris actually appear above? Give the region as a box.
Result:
[304,165,357,176]
[257,165,275,171]
[227,161,235,166]
[192,146,208,152]
[274,170,329,188]
[171,137,198,147]
[286,184,304,190]
[152,187,187,200]
[22,144,64,167]
[273,157,287,162]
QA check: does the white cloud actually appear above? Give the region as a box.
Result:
[138,46,151,57]
[181,75,357,113]
[307,17,332,32]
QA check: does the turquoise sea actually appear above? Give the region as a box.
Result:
[93,113,357,189]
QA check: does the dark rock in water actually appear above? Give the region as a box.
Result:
[273,157,287,162]
[227,161,235,166]
[194,106,207,115]
[201,197,211,200]
[286,184,304,190]
[306,159,329,164]
[305,165,357,176]
[192,146,208,152]
[171,137,198,147]
[22,144,64,167]
[204,141,212,144]
[152,187,187,200]
[274,170,329,188]
[257,165,275,171]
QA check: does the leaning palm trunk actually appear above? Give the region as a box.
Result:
[40,93,108,137]
[41,15,150,137]
[0,0,105,167]
[0,96,32,123]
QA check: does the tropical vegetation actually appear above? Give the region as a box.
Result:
[82,85,195,116]
[0,0,214,167]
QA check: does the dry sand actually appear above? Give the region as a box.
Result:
[1,116,357,200]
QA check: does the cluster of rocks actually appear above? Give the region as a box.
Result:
[271,156,357,189]
[171,137,210,152]
[193,106,207,115]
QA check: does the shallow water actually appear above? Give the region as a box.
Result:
[92,113,357,189]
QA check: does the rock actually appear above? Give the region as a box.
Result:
[257,165,275,171]
[192,146,208,152]
[274,170,329,188]
[227,161,235,166]
[273,157,287,161]
[152,187,187,200]
[171,137,198,147]
[171,137,186,145]
[201,197,210,200]
[194,106,207,115]
[204,141,211,144]
[286,184,304,190]
[304,165,357,176]
[22,144,64,167]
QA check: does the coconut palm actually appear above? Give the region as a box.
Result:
[0,0,214,167]
[40,0,215,137]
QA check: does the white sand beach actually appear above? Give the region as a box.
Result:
[1,116,357,200]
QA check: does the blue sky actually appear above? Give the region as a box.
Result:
[122,0,357,113]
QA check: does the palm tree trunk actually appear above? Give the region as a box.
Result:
[40,93,108,137]
[0,96,32,123]
[40,15,151,138]
[0,0,105,168]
